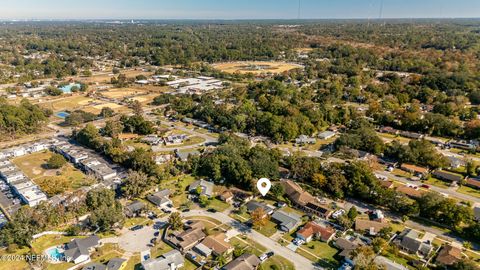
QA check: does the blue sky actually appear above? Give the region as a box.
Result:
[1,0,479,20]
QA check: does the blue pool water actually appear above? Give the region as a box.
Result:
[59,83,81,93]
[56,111,70,119]
[46,247,64,261]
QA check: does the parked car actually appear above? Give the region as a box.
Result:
[420,184,430,189]
[266,251,274,257]
[259,254,268,262]
[150,237,157,244]
[130,225,144,231]
[207,208,217,213]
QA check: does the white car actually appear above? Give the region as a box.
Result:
[259,254,268,262]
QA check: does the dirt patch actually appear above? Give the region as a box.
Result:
[212,61,303,75]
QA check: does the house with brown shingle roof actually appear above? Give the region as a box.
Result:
[400,163,429,179]
[355,218,389,236]
[200,233,233,256]
[282,180,333,218]
[435,245,463,266]
[466,177,480,190]
[219,190,234,203]
[167,220,206,252]
[296,221,335,243]
[222,253,261,270]
[396,185,426,199]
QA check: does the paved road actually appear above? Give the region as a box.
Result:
[375,170,479,203]
[182,210,319,270]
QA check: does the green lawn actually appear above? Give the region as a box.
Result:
[150,242,173,258]
[12,151,91,196]
[457,185,480,199]
[207,198,230,212]
[124,217,151,228]
[262,255,295,270]
[31,235,83,253]
[0,246,31,270]
[159,175,196,208]
[297,241,339,268]
[255,220,278,237]
[424,177,451,189]
[91,243,124,264]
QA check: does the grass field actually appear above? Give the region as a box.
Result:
[39,95,94,112]
[101,88,147,98]
[255,220,278,237]
[158,175,196,208]
[457,185,480,199]
[296,241,339,268]
[12,151,92,196]
[212,61,303,75]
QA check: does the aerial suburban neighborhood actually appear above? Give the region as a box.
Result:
[0,1,479,270]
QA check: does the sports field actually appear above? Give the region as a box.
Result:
[212,61,303,74]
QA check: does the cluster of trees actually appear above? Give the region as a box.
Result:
[64,110,97,126]
[75,124,161,178]
[46,153,67,169]
[192,134,281,190]
[0,98,52,138]
[120,115,155,135]
[0,187,122,247]
[287,156,475,231]
[385,140,449,169]
[334,120,385,155]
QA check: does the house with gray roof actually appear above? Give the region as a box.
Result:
[141,250,184,270]
[147,189,172,207]
[64,235,100,264]
[245,201,275,216]
[271,210,301,232]
[189,180,214,197]
[106,258,127,270]
[124,201,145,217]
[395,229,433,257]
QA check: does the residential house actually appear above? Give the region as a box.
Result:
[395,229,433,257]
[222,253,261,270]
[64,235,100,264]
[432,170,463,183]
[271,210,301,232]
[449,141,476,151]
[219,190,234,203]
[282,180,333,218]
[143,135,163,145]
[318,131,336,140]
[164,134,188,145]
[354,218,389,236]
[167,221,206,252]
[295,135,316,145]
[147,189,172,208]
[246,201,275,216]
[474,206,480,221]
[296,221,335,243]
[200,233,233,256]
[374,256,408,270]
[379,180,394,189]
[400,164,429,179]
[141,250,184,270]
[106,258,127,270]
[435,245,463,266]
[230,187,254,202]
[466,177,480,190]
[399,131,423,140]
[396,185,426,199]
[155,154,173,165]
[335,237,362,260]
[189,179,214,197]
[175,150,200,162]
[446,156,465,169]
[124,201,145,218]
[379,126,398,135]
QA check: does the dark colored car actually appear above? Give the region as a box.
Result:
[130,225,144,231]
[266,251,274,257]
[207,208,217,213]
[420,184,430,189]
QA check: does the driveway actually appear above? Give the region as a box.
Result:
[181,210,319,270]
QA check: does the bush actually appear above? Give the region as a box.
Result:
[47,153,67,169]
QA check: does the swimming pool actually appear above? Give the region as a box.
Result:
[56,111,70,119]
[45,247,64,262]
[59,83,81,93]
